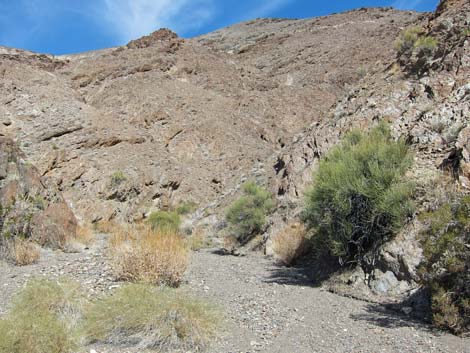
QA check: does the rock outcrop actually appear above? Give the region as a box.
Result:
[0,138,77,250]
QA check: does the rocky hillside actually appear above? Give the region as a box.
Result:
[0,137,77,252]
[264,0,469,302]
[0,7,422,223]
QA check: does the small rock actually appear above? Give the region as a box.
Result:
[402,306,413,315]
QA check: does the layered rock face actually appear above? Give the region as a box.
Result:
[0,8,420,222]
[0,138,77,250]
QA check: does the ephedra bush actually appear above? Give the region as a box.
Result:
[302,123,414,266]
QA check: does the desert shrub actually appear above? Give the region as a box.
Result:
[419,196,470,334]
[302,123,414,265]
[226,182,275,244]
[110,171,127,186]
[94,219,119,234]
[11,238,40,265]
[395,26,438,64]
[414,36,438,54]
[0,278,86,353]
[147,210,181,232]
[175,201,198,215]
[187,226,212,251]
[64,223,95,253]
[75,223,95,245]
[109,225,188,286]
[462,28,470,37]
[82,284,220,351]
[271,222,309,266]
[395,26,424,53]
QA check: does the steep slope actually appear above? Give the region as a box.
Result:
[0,8,421,222]
[266,0,469,300]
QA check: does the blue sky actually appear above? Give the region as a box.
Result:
[0,0,439,55]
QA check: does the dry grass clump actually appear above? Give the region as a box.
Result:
[10,238,40,266]
[187,226,213,251]
[109,224,189,287]
[75,223,95,246]
[82,284,220,351]
[64,223,96,253]
[94,219,120,234]
[271,223,309,265]
[0,278,87,353]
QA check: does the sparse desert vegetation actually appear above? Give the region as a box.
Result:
[0,1,469,352]
[302,123,414,264]
[9,238,40,266]
[226,182,275,244]
[82,284,220,351]
[147,210,182,232]
[109,224,189,286]
[419,196,470,334]
[0,278,85,353]
[271,222,309,265]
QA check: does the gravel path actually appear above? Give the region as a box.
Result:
[188,250,469,353]
[0,239,468,353]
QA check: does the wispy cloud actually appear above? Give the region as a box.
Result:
[246,0,293,19]
[98,0,215,42]
[391,0,424,10]
[96,0,293,42]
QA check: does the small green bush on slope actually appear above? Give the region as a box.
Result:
[420,196,470,334]
[226,182,275,244]
[395,26,438,56]
[147,210,181,232]
[302,123,414,265]
[82,284,220,351]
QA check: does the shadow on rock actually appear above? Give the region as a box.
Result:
[264,254,342,287]
[350,287,438,332]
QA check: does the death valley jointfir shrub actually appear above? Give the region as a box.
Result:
[226,182,275,244]
[419,196,470,334]
[147,210,181,232]
[302,123,414,265]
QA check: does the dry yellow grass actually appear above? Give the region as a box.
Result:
[75,224,95,246]
[271,223,308,266]
[12,239,40,266]
[187,226,212,251]
[94,219,119,234]
[109,224,189,287]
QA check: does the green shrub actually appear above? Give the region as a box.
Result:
[226,182,275,244]
[302,123,414,265]
[110,171,127,186]
[175,201,198,215]
[147,210,181,232]
[395,26,438,56]
[395,26,424,53]
[462,28,470,37]
[0,278,86,353]
[414,36,438,53]
[419,196,470,334]
[82,284,220,351]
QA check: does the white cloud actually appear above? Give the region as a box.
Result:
[391,0,424,10]
[96,0,294,42]
[246,0,292,19]
[99,0,215,42]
